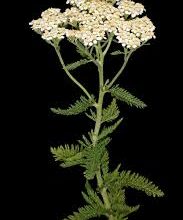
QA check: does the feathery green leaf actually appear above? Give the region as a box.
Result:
[83,138,111,180]
[51,95,95,116]
[65,59,92,71]
[76,47,90,59]
[102,99,120,123]
[64,182,106,220]
[77,131,93,148]
[63,205,101,220]
[104,164,121,187]
[110,50,125,56]
[101,151,110,176]
[99,118,123,140]
[68,38,92,59]
[117,204,140,219]
[104,166,140,219]
[85,109,97,122]
[110,85,147,108]
[82,181,105,208]
[120,171,164,197]
[51,144,84,168]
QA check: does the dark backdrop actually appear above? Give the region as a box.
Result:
[23,1,175,220]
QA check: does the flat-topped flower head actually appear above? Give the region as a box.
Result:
[29,0,155,49]
[116,0,145,18]
[29,8,67,40]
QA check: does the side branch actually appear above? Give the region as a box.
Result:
[53,44,92,99]
[103,33,114,57]
[108,49,133,88]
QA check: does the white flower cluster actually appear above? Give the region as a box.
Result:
[116,16,155,48]
[116,0,145,18]
[30,0,155,49]
[29,8,67,40]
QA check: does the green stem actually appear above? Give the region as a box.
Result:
[108,49,133,88]
[108,42,150,89]
[92,45,114,219]
[54,45,92,99]
[103,33,114,57]
[92,62,104,144]
[96,169,114,220]
[96,169,112,209]
[101,40,109,49]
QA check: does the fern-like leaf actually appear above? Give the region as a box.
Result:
[76,41,93,59]
[82,181,105,208]
[120,171,164,197]
[68,38,92,59]
[101,151,110,175]
[76,47,90,59]
[65,182,106,220]
[77,131,93,148]
[117,204,140,219]
[51,95,95,116]
[63,205,101,220]
[85,109,97,121]
[110,50,124,56]
[104,166,140,219]
[65,59,92,71]
[110,86,147,109]
[104,164,121,185]
[99,118,123,140]
[83,138,111,180]
[51,144,83,168]
[102,99,120,123]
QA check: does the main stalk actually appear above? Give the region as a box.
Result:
[92,45,114,220]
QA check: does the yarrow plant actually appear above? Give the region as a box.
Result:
[30,0,164,219]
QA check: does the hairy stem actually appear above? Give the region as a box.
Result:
[108,49,133,88]
[92,46,104,144]
[96,170,114,220]
[54,44,92,99]
[103,33,114,56]
[92,45,114,219]
[108,41,149,89]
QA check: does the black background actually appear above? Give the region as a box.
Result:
[19,0,176,219]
